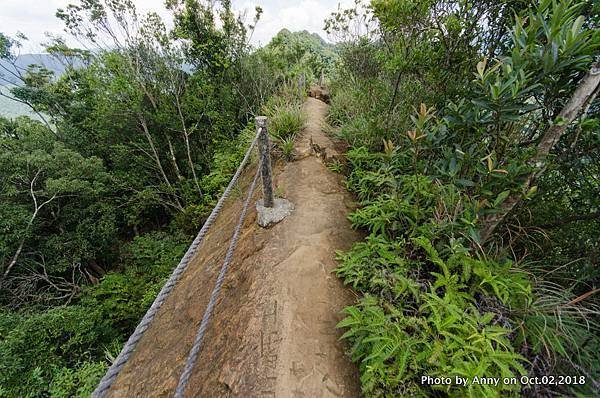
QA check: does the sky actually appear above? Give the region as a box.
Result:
[0,0,355,53]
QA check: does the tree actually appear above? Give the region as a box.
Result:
[479,62,600,242]
[0,117,115,306]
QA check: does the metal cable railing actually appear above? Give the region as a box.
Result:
[92,116,277,398]
[175,163,262,397]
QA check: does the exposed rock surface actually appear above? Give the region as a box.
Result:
[308,85,331,103]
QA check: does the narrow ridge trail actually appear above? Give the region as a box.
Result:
[107,97,361,397]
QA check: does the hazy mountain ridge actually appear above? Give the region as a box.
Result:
[0,53,73,85]
[0,54,78,118]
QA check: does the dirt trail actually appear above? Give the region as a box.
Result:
[107,97,361,397]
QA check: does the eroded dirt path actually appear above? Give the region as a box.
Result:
[107,97,361,397]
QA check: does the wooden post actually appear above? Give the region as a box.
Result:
[256,116,274,208]
[319,70,324,86]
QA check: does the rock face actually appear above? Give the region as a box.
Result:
[308,85,331,103]
[255,198,294,228]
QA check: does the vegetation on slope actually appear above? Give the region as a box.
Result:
[326,0,599,396]
[0,1,324,396]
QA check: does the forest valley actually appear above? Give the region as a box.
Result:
[0,0,598,397]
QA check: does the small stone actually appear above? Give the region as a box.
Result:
[256,198,294,227]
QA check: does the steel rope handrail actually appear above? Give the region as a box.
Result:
[92,129,261,398]
[175,161,262,398]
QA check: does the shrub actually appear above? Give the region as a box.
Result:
[0,231,188,398]
[267,105,306,141]
[278,134,297,160]
[0,306,116,397]
[330,2,600,394]
[49,361,107,398]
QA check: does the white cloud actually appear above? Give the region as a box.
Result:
[0,0,70,52]
[0,0,356,53]
[234,0,356,45]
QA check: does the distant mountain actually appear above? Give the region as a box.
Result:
[263,29,340,80]
[0,85,41,120]
[0,54,74,85]
[272,29,337,51]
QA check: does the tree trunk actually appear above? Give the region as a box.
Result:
[167,136,185,181]
[138,116,184,211]
[2,240,25,281]
[174,93,202,196]
[479,62,600,243]
[2,171,57,281]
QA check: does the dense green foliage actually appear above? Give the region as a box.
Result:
[0,231,187,397]
[327,0,599,396]
[0,1,318,396]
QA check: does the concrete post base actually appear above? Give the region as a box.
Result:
[256,198,294,227]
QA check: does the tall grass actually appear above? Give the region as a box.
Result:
[267,104,305,141]
[259,83,307,160]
